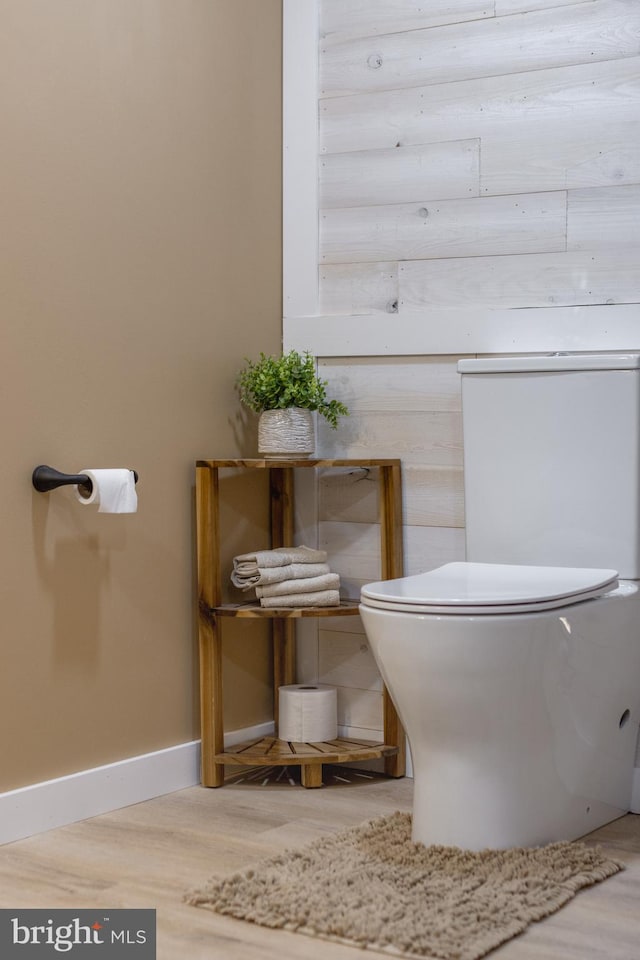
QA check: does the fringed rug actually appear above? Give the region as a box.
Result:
[186,811,622,960]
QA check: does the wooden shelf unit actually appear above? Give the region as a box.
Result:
[195,458,405,788]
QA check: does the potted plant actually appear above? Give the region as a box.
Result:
[236,349,349,458]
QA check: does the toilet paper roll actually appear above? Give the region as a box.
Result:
[75,469,138,514]
[278,684,338,743]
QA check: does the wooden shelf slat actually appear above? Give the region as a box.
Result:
[214,736,399,767]
[197,458,401,469]
[204,599,361,620]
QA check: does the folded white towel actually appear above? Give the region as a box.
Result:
[231,562,330,591]
[255,573,340,599]
[259,589,340,609]
[233,545,327,574]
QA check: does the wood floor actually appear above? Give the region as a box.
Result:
[0,767,639,960]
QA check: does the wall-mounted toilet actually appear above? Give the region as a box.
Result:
[360,353,640,850]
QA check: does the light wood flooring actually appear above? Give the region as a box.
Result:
[0,768,639,960]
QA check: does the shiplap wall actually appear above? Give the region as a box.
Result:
[318,0,640,320]
[294,0,640,743]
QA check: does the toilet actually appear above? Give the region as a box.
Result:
[360,353,640,850]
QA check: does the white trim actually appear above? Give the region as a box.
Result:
[284,304,640,356]
[283,0,319,320]
[0,722,275,845]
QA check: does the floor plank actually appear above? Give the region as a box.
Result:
[0,771,638,960]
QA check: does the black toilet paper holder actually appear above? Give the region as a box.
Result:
[32,465,139,494]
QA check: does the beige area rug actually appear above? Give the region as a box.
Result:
[186,811,622,960]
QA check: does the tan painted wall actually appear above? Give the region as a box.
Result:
[0,0,282,791]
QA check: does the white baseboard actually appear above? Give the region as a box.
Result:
[0,721,275,846]
[0,719,412,845]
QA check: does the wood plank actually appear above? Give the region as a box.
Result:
[223,736,269,756]
[384,686,406,777]
[320,0,640,98]
[336,686,384,734]
[317,525,467,594]
[319,261,398,316]
[273,618,296,736]
[320,56,640,155]
[318,356,464,413]
[399,249,640,308]
[318,410,464,467]
[320,0,494,43]
[215,735,397,766]
[320,139,480,209]
[317,521,382,599]
[269,467,296,733]
[321,191,567,263]
[285,304,640,357]
[404,523,467,574]
[196,465,225,788]
[379,462,404,580]
[269,467,294,548]
[301,764,324,787]
[481,121,640,195]
[404,466,466,527]
[319,468,465,530]
[212,600,361,618]
[318,629,383,692]
[496,0,591,12]
[197,458,402,469]
[567,184,640,250]
[4,785,640,960]
[320,516,466,583]
[319,467,379,523]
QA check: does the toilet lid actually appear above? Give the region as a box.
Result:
[360,562,619,615]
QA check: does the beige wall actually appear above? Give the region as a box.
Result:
[0,0,282,792]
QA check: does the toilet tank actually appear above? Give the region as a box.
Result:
[458,353,640,579]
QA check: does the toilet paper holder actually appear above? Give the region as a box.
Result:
[32,464,139,494]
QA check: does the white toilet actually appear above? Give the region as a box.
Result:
[360,353,640,850]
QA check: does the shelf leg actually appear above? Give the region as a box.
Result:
[196,464,225,787]
[379,463,407,778]
[273,620,296,735]
[270,466,296,737]
[199,616,225,787]
[301,764,323,788]
[383,688,406,778]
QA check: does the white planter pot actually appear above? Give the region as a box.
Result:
[258,407,315,459]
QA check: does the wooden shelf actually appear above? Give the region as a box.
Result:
[195,457,406,789]
[216,736,399,766]
[197,458,401,469]
[201,599,361,620]
[216,736,400,789]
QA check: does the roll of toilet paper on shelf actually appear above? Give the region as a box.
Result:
[74,469,138,514]
[278,684,338,743]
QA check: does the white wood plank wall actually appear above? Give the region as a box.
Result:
[297,0,640,740]
[308,359,466,737]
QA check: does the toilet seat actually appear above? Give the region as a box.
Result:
[360,562,619,615]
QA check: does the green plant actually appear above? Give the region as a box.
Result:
[236,350,349,429]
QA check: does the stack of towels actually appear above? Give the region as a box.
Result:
[231,545,341,608]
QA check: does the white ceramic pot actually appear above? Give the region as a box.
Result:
[258,407,315,459]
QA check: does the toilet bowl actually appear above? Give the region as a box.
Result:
[359,353,640,850]
[360,563,640,850]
